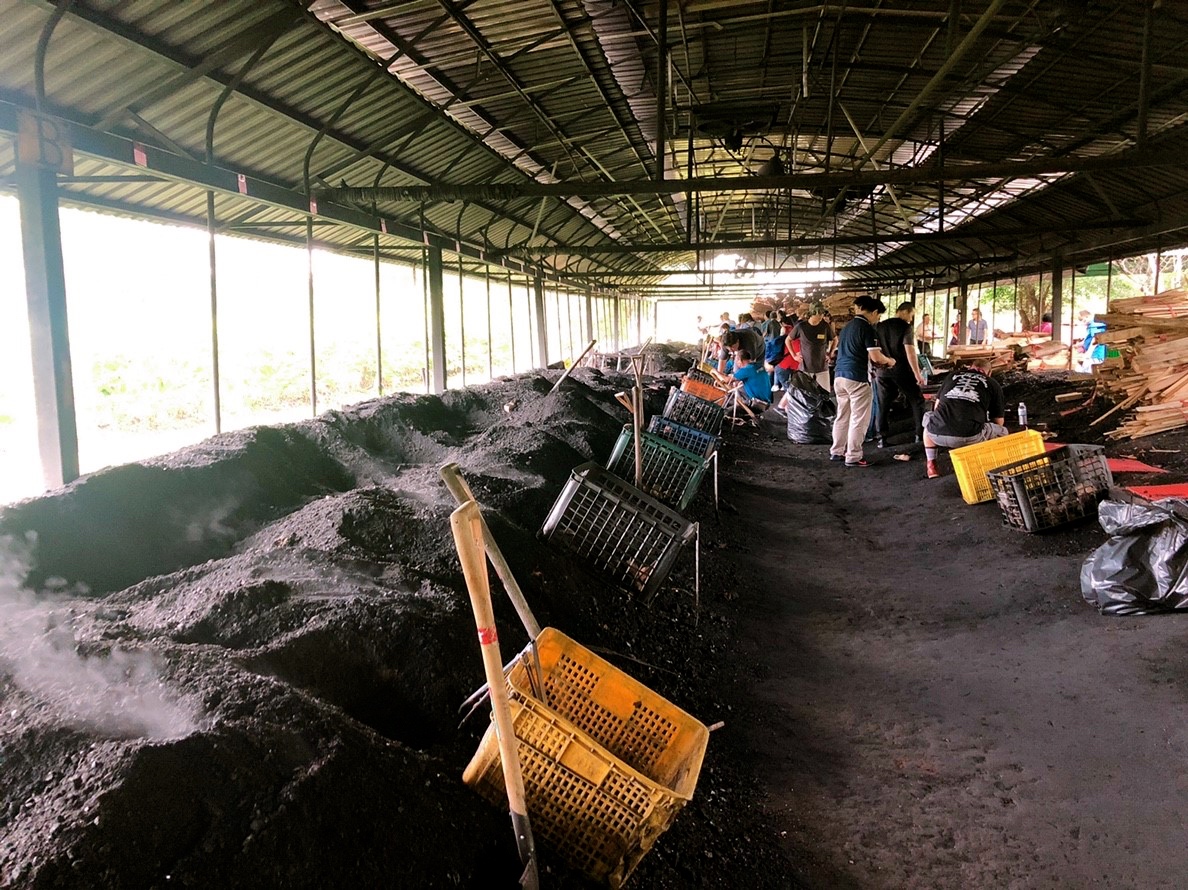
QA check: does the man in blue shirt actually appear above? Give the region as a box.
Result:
[830,295,897,467]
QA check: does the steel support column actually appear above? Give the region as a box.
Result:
[613,294,622,352]
[585,293,594,346]
[17,163,79,488]
[533,273,549,368]
[206,191,223,432]
[428,244,447,392]
[1050,254,1064,342]
[374,233,383,395]
[956,280,968,343]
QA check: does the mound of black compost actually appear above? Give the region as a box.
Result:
[0,364,788,889]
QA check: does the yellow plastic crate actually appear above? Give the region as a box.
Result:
[950,429,1045,504]
[463,628,708,888]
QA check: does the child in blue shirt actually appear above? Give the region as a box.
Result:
[728,349,772,406]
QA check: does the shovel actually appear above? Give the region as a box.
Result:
[450,501,540,890]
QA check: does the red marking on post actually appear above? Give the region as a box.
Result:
[477,626,498,645]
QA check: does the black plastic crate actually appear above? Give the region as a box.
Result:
[646,416,718,459]
[987,444,1113,532]
[661,387,724,436]
[685,366,716,386]
[541,462,697,598]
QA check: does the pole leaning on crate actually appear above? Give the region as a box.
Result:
[450,501,540,890]
[440,463,544,700]
[629,353,646,489]
[548,338,597,394]
[440,463,543,639]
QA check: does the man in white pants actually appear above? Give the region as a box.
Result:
[829,295,897,467]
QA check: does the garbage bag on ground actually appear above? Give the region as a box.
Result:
[785,371,836,444]
[1080,494,1188,615]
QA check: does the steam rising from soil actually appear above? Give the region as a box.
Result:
[0,538,200,741]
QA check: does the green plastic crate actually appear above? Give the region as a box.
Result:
[607,425,711,511]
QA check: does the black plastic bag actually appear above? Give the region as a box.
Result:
[785,371,836,444]
[1080,494,1188,615]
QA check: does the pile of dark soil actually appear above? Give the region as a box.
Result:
[0,365,789,889]
[6,360,1180,889]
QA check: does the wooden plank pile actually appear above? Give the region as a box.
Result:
[1092,290,1188,440]
[947,343,1024,372]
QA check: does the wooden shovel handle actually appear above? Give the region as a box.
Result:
[450,502,538,876]
[440,463,543,640]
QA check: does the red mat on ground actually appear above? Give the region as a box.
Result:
[1042,442,1168,474]
[1126,483,1188,499]
[1107,458,1169,474]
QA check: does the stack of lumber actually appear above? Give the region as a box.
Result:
[947,343,1022,372]
[1093,291,1188,440]
[823,292,860,317]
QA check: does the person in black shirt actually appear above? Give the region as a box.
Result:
[923,359,1008,479]
[874,302,927,447]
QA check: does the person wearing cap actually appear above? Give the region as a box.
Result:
[790,302,835,391]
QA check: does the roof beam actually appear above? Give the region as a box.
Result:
[512,219,1148,257]
[317,145,1188,204]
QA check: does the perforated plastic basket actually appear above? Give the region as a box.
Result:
[949,429,1045,504]
[987,444,1113,532]
[463,628,709,889]
[684,366,716,386]
[679,377,727,405]
[661,387,724,436]
[540,462,697,598]
[607,425,711,511]
[646,416,718,459]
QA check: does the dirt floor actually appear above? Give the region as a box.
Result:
[1,349,1186,888]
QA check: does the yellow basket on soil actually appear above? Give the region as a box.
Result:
[950,429,1045,504]
[679,377,727,405]
[463,628,709,888]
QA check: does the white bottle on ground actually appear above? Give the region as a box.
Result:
[1018,401,1028,429]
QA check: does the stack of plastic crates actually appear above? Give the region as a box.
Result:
[684,366,716,387]
[607,424,712,511]
[949,430,1045,504]
[661,386,724,436]
[541,462,697,598]
[987,444,1113,532]
[647,416,718,459]
[463,628,709,889]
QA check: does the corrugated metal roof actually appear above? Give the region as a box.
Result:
[3,0,1188,298]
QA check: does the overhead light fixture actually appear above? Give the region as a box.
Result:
[757,153,784,177]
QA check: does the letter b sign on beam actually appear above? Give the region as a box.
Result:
[17,110,73,175]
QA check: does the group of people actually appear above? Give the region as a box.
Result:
[827,296,1008,476]
[702,305,837,412]
[698,297,1011,478]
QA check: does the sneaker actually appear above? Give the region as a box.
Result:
[876,437,886,449]
[829,454,844,462]
[926,459,940,479]
[845,459,870,468]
